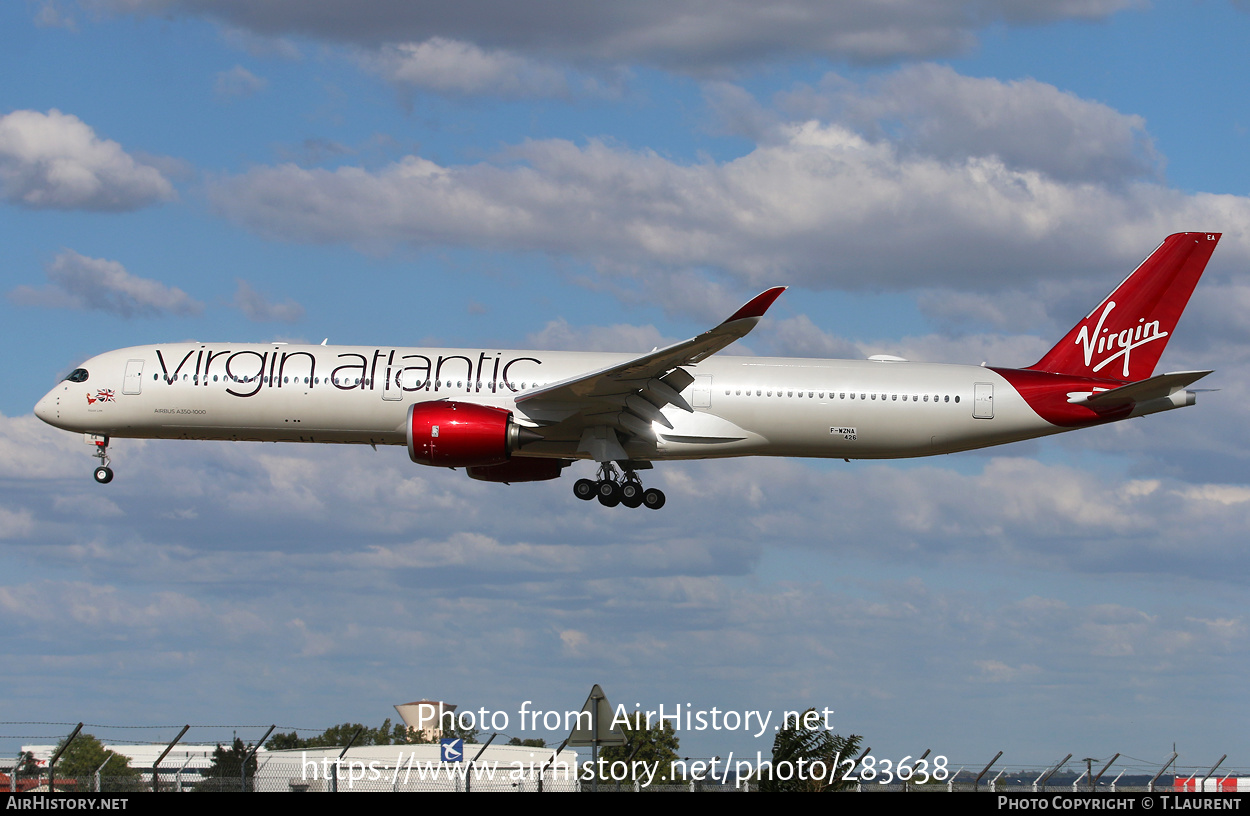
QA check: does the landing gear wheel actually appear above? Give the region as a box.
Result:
[573,479,597,501]
[620,481,644,508]
[597,479,622,507]
[90,435,113,484]
[642,488,665,510]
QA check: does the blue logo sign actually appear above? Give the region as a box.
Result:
[441,738,464,762]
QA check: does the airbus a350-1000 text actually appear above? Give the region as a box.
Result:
[35,233,1221,509]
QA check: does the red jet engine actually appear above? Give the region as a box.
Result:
[406,401,540,467]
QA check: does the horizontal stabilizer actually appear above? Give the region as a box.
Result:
[1067,370,1212,407]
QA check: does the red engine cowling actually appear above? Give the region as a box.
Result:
[407,401,530,467]
[466,458,567,483]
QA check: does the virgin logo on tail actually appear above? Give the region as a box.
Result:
[1029,233,1219,383]
[1075,300,1168,379]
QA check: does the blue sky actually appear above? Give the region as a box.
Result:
[3,0,1250,777]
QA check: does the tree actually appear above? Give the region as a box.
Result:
[268,717,479,750]
[198,737,258,792]
[51,734,141,792]
[598,713,680,784]
[15,751,40,779]
[758,708,863,792]
[507,737,547,747]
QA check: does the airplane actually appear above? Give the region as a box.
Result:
[34,232,1220,510]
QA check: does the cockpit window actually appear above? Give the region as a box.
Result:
[64,368,89,383]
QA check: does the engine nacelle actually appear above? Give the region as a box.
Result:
[407,401,530,467]
[467,458,568,483]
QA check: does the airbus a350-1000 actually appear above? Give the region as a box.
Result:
[35,233,1221,509]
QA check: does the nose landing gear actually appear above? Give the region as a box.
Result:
[573,463,665,509]
[91,435,113,484]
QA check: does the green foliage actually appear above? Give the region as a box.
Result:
[267,717,480,751]
[196,737,259,791]
[269,719,403,750]
[51,734,141,792]
[599,713,680,784]
[266,731,306,751]
[15,751,41,779]
[507,737,547,747]
[447,725,481,744]
[758,708,863,792]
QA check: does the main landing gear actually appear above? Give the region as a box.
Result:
[91,435,113,484]
[573,463,665,510]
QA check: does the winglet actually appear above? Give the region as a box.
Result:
[725,287,786,323]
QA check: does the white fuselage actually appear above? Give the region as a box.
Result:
[34,342,1073,462]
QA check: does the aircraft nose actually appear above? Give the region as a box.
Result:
[34,390,56,425]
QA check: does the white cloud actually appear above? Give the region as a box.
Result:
[0,507,35,539]
[779,64,1159,184]
[974,660,1042,682]
[88,0,1135,70]
[33,1,76,29]
[232,279,304,323]
[9,250,203,318]
[219,26,302,60]
[762,315,862,359]
[1176,485,1250,506]
[366,39,576,98]
[916,286,1062,332]
[753,315,1050,367]
[208,122,1250,294]
[213,65,268,99]
[8,405,1250,758]
[0,413,89,480]
[0,109,175,211]
[525,318,672,353]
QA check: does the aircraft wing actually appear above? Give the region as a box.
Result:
[515,287,785,460]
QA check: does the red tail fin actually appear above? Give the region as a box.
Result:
[1029,233,1220,382]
